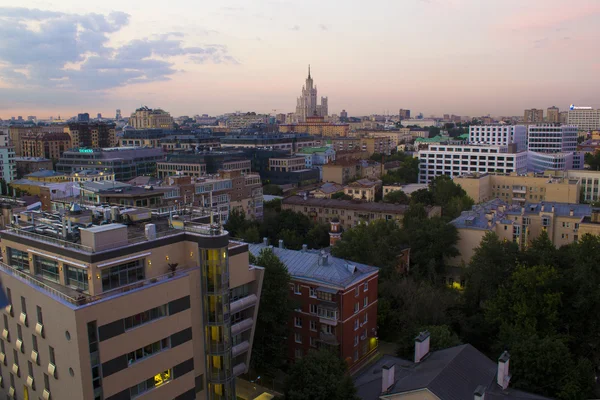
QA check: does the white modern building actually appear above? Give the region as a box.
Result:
[418,143,527,183]
[0,132,16,182]
[567,108,600,132]
[401,119,441,128]
[527,124,583,172]
[469,125,527,151]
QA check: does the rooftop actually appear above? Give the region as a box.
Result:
[451,198,592,230]
[248,243,377,288]
[25,170,66,178]
[296,146,332,154]
[315,182,344,194]
[283,195,420,215]
[355,345,551,400]
[346,179,382,188]
[14,157,51,162]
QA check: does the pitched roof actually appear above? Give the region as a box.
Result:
[248,243,378,289]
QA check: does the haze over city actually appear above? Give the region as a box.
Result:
[1,0,600,118]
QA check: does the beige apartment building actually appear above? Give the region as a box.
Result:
[449,199,594,267]
[282,196,441,229]
[454,172,581,204]
[344,179,382,202]
[0,205,263,400]
[129,107,174,130]
[545,170,600,203]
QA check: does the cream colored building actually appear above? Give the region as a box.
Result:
[545,170,600,203]
[450,199,593,267]
[268,156,306,172]
[453,172,581,204]
[129,106,174,129]
[344,179,382,202]
[0,206,264,400]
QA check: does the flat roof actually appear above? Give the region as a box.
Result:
[283,195,419,215]
[80,223,126,233]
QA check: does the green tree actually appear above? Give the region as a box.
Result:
[331,192,352,200]
[284,350,359,400]
[239,225,260,243]
[383,190,409,204]
[306,224,330,249]
[523,230,558,267]
[428,126,441,137]
[263,184,284,196]
[224,208,248,237]
[410,189,433,206]
[279,228,303,250]
[251,249,295,374]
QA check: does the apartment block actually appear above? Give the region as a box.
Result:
[249,241,378,372]
[66,122,117,149]
[567,108,600,131]
[449,199,593,266]
[418,143,527,184]
[527,124,582,172]
[19,132,72,161]
[454,172,580,204]
[344,179,382,202]
[129,107,174,130]
[268,156,307,172]
[524,109,544,124]
[0,206,263,400]
[8,125,66,156]
[546,170,600,203]
[282,196,441,228]
[322,160,382,185]
[331,137,391,156]
[14,158,53,179]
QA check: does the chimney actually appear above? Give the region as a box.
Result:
[474,385,486,400]
[569,208,574,217]
[414,331,431,363]
[278,239,284,249]
[302,244,308,252]
[263,237,268,246]
[551,205,555,213]
[381,363,395,393]
[497,351,511,390]
[321,252,328,265]
[145,224,157,240]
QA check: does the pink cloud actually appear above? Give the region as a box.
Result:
[501,3,600,32]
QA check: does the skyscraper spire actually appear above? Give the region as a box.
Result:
[308,64,311,79]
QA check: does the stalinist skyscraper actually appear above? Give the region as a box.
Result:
[295,65,328,122]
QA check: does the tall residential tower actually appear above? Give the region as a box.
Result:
[295,66,328,122]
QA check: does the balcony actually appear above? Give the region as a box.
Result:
[230,294,257,314]
[231,317,254,336]
[233,362,247,377]
[232,340,250,357]
[512,186,526,194]
[512,197,527,202]
[318,332,339,346]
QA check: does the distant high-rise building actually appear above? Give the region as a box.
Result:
[295,65,328,122]
[399,109,410,120]
[547,106,560,123]
[77,113,90,123]
[17,116,23,122]
[26,116,36,122]
[559,111,568,124]
[567,108,600,131]
[116,109,122,120]
[130,106,174,129]
[340,109,348,120]
[97,113,102,119]
[524,108,544,123]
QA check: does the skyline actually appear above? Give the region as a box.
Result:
[0,0,599,119]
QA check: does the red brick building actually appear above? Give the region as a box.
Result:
[249,240,379,371]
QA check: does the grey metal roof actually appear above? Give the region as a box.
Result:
[248,243,378,289]
[354,344,552,400]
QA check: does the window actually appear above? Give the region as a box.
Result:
[295,348,303,360]
[44,373,50,391]
[5,288,12,315]
[294,284,301,295]
[309,304,316,314]
[27,361,34,387]
[124,304,168,330]
[354,336,359,346]
[309,287,316,298]
[20,297,26,317]
[49,346,56,367]
[16,325,23,352]
[354,286,359,297]
[316,291,333,302]
[3,315,8,341]
[294,317,302,328]
[34,256,60,283]
[354,319,359,331]
[127,338,170,365]
[364,297,368,308]
[13,349,19,376]
[354,302,359,314]
[364,313,368,324]
[65,265,89,292]
[310,321,317,331]
[310,337,316,347]
[295,333,302,344]
[36,306,43,326]
[101,259,145,291]
[364,281,368,292]
[7,248,28,271]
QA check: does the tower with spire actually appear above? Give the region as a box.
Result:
[295,65,328,122]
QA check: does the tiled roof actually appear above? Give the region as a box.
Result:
[248,243,378,289]
[315,182,344,194]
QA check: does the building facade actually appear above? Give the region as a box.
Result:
[14,158,53,179]
[567,108,600,132]
[547,106,560,123]
[418,144,528,184]
[468,125,527,151]
[0,146,16,183]
[129,107,174,129]
[344,179,382,202]
[8,125,66,156]
[524,108,544,124]
[282,196,441,228]
[453,172,580,204]
[0,208,264,400]
[249,242,378,372]
[268,156,307,172]
[527,124,582,172]
[66,122,117,149]
[279,116,349,137]
[295,66,328,122]
[20,132,72,160]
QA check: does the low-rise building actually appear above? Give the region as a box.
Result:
[269,156,307,172]
[160,135,220,152]
[453,172,581,204]
[547,170,600,203]
[344,179,382,202]
[120,128,171,148]
[14,157,53,178]
[295,146,335,168]
[450,199,593,267]
[279,115,349,137]
[71,169,116,183]
[249,240,378,372]
[220,134,318,153]
[282,196,441,228]
[331,137,391,156]
[312,182,344,199]
[322,160,383,185]
[382,183,428,197]
[26,170,69,183]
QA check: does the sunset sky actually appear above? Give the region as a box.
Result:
[0,0,599,119]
